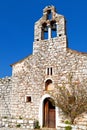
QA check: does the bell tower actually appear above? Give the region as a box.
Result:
[33,6,68,54]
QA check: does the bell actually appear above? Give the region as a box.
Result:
[44,26,48,32]
[52,23,56,30]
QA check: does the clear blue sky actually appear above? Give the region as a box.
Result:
[0,0,87,78]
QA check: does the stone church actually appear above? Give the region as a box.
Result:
[0,5,87,129]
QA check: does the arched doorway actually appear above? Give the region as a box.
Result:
[43,97,55,128]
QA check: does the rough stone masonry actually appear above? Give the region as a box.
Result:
[0,5,87,129]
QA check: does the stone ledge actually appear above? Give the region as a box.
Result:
[0,118,35,129]
[57,123,87,130]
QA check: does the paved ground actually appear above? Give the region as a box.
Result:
[0,127,56,130]
[0,128,34,130]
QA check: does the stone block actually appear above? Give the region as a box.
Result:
[17,119,23,124]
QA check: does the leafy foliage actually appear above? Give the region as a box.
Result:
[65,120,71,125]
[65,125,72,130]
[16,124,21,128]
[50,73,87,124]
[34,120,40,129]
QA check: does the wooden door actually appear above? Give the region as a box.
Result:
[49,107,55,127]
[43,98,55,128]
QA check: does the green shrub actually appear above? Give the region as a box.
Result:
[16,124,21,128]
[34,120,40,129]
[65,120,71,125]
[65,125,72,130]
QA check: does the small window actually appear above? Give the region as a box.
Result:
[26,96,31,103]
[45,79,54,91]
[47,68,49,75]
[47,67,53,75]
[50,67,52,75]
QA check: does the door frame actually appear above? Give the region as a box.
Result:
[39,94,60,128]
[43,97,55,128]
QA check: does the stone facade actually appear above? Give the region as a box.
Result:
[0,5,87,129]
[0,77,12,117]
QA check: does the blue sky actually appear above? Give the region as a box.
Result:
[0,0,87,78]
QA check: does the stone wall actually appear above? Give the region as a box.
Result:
[11,55,42,119]
[57,123,87,130]
[10,38,87,122]
[0,77,12,117]
[10,5,87,127]
[0,118,34,129]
